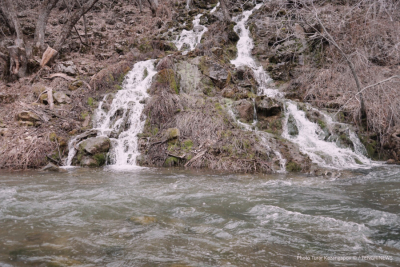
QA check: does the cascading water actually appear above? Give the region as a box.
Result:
[66,60,157,168]
[282,102,373,169]
[174,3,219,52]
[174,14,208,51]
[230,3,374,170]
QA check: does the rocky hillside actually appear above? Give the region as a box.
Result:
[1,0,399,172]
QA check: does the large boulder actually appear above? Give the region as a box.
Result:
[80,136,110,155]
[54,61,77,76]
[255,96,283,117]
[73,136,111,167]
[233,100,254,123]
[175,60,214,96]
[195,57,230,88]
[287,114,299,136]
[41,163,67,172]
[53,91,71,104]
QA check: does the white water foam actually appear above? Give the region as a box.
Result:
[231,4,281,98]
[175,14,208,51]
[282,102,373,169]
[66,60,157,169]
[96,60,157,168]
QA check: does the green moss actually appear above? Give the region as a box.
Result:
[157,69,179,94]
[151,127,159,136]
[354,158,363,165]
[143,68,149,79]
[87,97,94,107]
[215,102,223,111]
[93,153,106,166]
[317,119,326,129]
[164,156,179,167]
[183,140,193,150]
[49,132,57,142]
[81,111,89,120]
[286,161,301,172]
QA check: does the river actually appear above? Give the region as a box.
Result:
[0,166,399,266]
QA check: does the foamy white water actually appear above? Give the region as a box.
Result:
[231,4,281,97]
[65,60,157,168]
[282,102,374,169]
[95,60,157,167]
[175,14,208,51]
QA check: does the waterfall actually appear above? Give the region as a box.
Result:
[230,4,374,170]
[174,14,208,51]
[66,60,157,168]
[174,2,220,52]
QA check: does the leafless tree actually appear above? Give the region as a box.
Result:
[34,0,60,52]
[0,0,100,79]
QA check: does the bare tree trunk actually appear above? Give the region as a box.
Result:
[137,0,143,13]
[53,0,99,51]
[34,0,59,53]
[220,0,231,23]
[147,0,158,17]
[313,12,367,122]
[2,0,27,78]
[75,0,89,45]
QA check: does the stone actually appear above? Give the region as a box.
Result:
[68,80,83,91]
[41,163,67,172]
[198,57,230,88]
[128,216,157,225]
[54,61,77,76]
[255,96,283,117]
[53,91,71,104]
[176,60,213,95]
[80,156,100,167]
[387,159,397,164]
[0,128,8,136]
[211,47,223,57]
[193,25,204,33]
[287,114,299,136]
[166,128,180,140]
[243,2,255,10]
[16,111,40,122]
[233,100,254,123]
[222,87,236,98]
[0,93,18,104]
[79,136,111,155]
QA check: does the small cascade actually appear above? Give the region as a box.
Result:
[174,2,219,52]
[210,2,220,13]
[174,14,208,51]
[231,4,281,98]
[282,102,373,169]
[96,60,157,167]
[230,3,374,170]
[66,60,157,168]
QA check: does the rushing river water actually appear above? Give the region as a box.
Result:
[0,167,399,266]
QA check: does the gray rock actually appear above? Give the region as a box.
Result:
[53,91,71,104]
[80,156,100,167]
[287,114,299,136]
[255,96,283,117]
[193,25,204,32]
[41,163,67,172]
[16,111,40,122]
[176,60,213,95]
[166,128,180,140]
[79,136,111,155]
[54,61,77,76]
[233,99,254,123]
